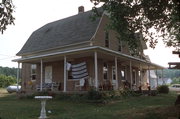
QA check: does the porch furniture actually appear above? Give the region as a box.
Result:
[36,82,60,91]
[35,96,52,119]
[75,78,85,90]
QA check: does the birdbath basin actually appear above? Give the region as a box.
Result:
[35,96,52,119]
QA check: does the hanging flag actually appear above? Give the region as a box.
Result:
[71,62,88,80]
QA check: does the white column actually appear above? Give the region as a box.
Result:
[16,62,20,92]
[94,51,98,90]
[148,65,150,84]
[64,56,67,92]
[156,70,158,86]
[130,61,132,89]
[161,69,164,84]
[115,57,118,90]
[40,59,43,91]
[139,64,141,86]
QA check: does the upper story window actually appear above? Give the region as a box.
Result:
[31,64,37,80]
[105,31,109,48]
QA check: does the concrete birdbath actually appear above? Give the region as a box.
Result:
[35,96,52,119]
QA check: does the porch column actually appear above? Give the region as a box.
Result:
[64,56,67,92]
[94,51,98,90]
[148,65,150,85]
[139,64,142,87]
[161,69,164,84]
[40,59,43,91]
[115,57,118,90]
[129,60,132,89]
[16,62,20,92]
[156,70,158,87]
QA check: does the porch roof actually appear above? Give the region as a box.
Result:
[13,46,165,70]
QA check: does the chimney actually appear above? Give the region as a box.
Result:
[78,6,84,13]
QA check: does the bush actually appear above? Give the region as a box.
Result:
[0,74,16,88]
[87,88,103,100]
[157,85,169,94]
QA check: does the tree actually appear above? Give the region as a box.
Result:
[91,0,180,54]
[0,0,15,34]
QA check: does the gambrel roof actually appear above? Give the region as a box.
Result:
[17,10,101,56]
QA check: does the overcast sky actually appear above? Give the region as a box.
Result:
[0,0,179,68]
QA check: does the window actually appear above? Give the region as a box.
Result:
[112,66,116,80]
[132,70,136,84]
[121,69,126,80]
[103,62,108,80]
[31,64,37,80]
[105,31,109,48]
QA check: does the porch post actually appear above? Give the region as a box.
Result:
[139,64,142,87]
[161,69,164,84]
[16,62,20,92]
[64,56,67,92]
[129,61,132,89]
[40,59,43,91]
[156,70,158,87]
[148,65,150,84]
[94,51,98,90]
[115,57,118,89]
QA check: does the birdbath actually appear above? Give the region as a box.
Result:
[35,96,52,119]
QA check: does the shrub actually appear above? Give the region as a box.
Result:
[87,88,102,100]
[157,85,169,94]
[0,74,16,88]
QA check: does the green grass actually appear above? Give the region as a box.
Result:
[0,89,179,119]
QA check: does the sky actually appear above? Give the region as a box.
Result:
[0,0,179,68]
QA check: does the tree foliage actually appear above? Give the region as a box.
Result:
[91,0,180,53]
[0,0,15,34]
[0,66,17,78]
[0,74,16,88]
[156,69,180,79]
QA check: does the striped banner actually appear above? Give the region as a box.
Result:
[71,62,88,80]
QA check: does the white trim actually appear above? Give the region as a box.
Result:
[13,46,164,69]
[17,41,91,56]
[90,13,105,42]
[64,56,67,92]
[94,51,98,90]
[16,63,20,91]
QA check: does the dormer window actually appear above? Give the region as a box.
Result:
[105,31,109,48]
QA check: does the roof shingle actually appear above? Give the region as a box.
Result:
[17,10,101,55]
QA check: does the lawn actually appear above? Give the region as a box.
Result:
[0,89,179,119]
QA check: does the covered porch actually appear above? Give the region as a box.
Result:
[14,46,164,93]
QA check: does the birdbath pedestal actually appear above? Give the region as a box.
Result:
[35,96,52,119]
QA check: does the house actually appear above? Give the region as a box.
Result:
[13,6,164,93]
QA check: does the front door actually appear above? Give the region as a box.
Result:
[45,66,52,83]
